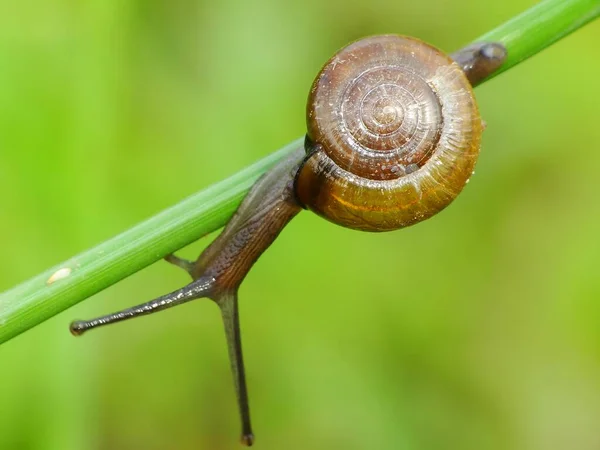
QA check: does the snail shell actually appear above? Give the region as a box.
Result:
[295,35,483,231]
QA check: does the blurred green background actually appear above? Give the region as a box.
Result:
[1,0,600,449]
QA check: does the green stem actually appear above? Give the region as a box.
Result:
[1,0,598,345]
[478,0,600,79]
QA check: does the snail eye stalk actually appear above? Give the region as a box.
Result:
[69,277,214,335]
[70,277,254,446]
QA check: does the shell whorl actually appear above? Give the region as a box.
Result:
[307,36,448,180]
[296,35,483,232]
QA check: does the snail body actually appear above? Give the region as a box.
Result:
[70,35,507,446]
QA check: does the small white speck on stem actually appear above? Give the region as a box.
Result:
[46,267,72,285]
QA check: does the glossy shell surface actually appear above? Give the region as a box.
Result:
[296,35,483,231]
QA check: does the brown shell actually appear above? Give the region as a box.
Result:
[295,35,483,232]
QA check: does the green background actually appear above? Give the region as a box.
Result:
[1,0,600,449]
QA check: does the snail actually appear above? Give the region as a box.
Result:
[70,35,506,446]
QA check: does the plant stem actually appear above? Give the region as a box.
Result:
[0,139,303,343]
[477,0,600,79]
[1,0,598,345]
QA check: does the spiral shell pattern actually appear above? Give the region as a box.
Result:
[296,35,483,231]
